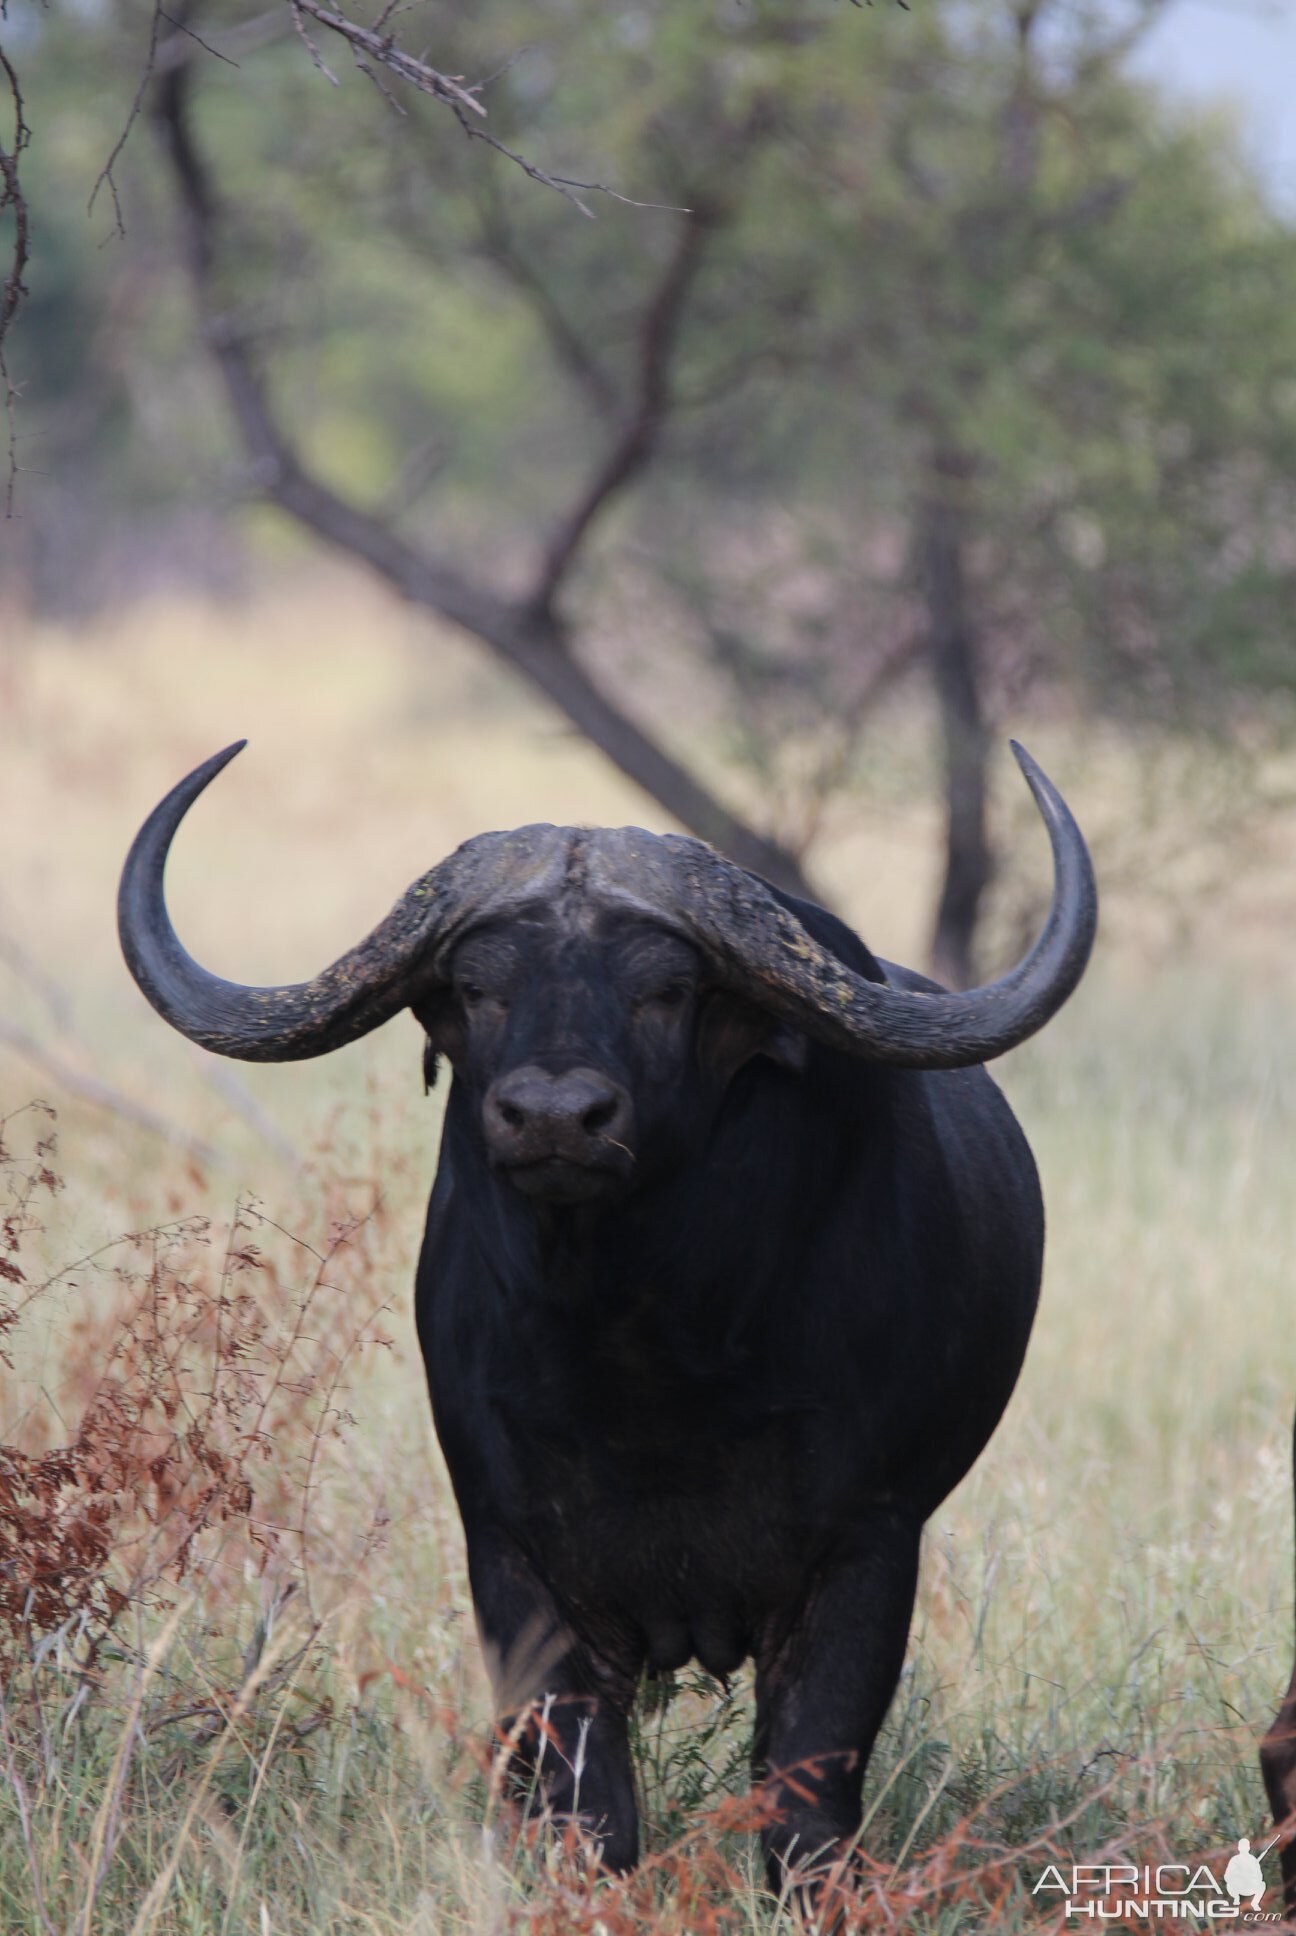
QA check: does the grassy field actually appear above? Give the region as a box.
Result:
[3,569,1296,1931]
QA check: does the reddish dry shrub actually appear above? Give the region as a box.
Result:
[492,1788,1035,1935]
[0,1103,1162,1931]
[0,1102,392,1670]
[0,1100,58,1355]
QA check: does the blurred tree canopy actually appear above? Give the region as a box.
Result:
[5,0,1296,975]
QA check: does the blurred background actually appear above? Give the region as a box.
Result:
[7,0,1296,989]
[4,2,1296,1926]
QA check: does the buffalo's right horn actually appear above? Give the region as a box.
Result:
[675,742,1096,1067]
[586,743,1096,1069]
[117,743,566,1061]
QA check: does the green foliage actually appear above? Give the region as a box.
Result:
[8,0,1296,726]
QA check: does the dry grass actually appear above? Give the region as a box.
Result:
[3,564,1296,1930]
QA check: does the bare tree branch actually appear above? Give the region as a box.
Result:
[287,1,339,82]
[288,0,487,118]
[159,10,241,70]
[0,40,31,515]
[284,0,679,217]
[153,55,813,895]
[444,107,665,220]
[529,204,716,618]
[475,189,620,420]
[90,1,166,236]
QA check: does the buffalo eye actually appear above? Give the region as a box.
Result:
[459,981,508,1015]
[643,983,690,1012]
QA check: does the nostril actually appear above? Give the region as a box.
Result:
[487,1069,632,1162]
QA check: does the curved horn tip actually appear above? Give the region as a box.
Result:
[201,739,249,778]
[1009,739,1043,785]
[159,740,250,812]
[1009,739,1069,814]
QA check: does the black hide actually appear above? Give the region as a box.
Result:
[413,883,1043,1882]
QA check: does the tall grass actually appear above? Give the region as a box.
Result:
[4,575,1296,1928]
[3,981,1293,1931]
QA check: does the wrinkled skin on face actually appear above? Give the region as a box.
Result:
[414,901,806,1208]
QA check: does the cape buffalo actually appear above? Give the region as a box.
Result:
[118,739,1096,1887]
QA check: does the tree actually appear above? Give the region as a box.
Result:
[149,1,825,894]
[8,0,1296,977]
[821,0,1296,979]
[600,0,1296,979]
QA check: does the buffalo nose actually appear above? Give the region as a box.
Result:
[484,1065,635,1168]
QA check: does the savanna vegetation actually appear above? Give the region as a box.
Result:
[4,0,1296,1928]
[3,602,1296,1931]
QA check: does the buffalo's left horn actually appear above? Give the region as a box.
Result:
[660,742,1096,1069]
[117,742,564,1061]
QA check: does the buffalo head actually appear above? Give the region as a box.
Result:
[412,887,812,1204]
[117,742,1096,1205]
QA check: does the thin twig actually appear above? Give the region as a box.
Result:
[530,204,717,614]
[0,44,31,515]
[159,10,240,69]
[449,99,687,218]
[90,0,166,236]
[282,0,682,215]
[469,45,535,97]
[287,0,339,85]
[354,55,405,115]
[289,0,483,113]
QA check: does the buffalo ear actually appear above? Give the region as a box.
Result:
[698,992,808,1084]
[761,1021,809,1074]
[412,991,463,1087]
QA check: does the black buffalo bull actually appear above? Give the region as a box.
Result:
[118,741,1096,1885]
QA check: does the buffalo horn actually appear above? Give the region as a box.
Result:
[585,742,1096,1070]
[117,742,567,1061]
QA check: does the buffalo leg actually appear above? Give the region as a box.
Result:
[1261,1408,1296,1917]
[467,1532,641,1872]
[753,1510,921,1892]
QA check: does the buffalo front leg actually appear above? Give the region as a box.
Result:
[467,1531,641,1873]
[753,1511,922,1893]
